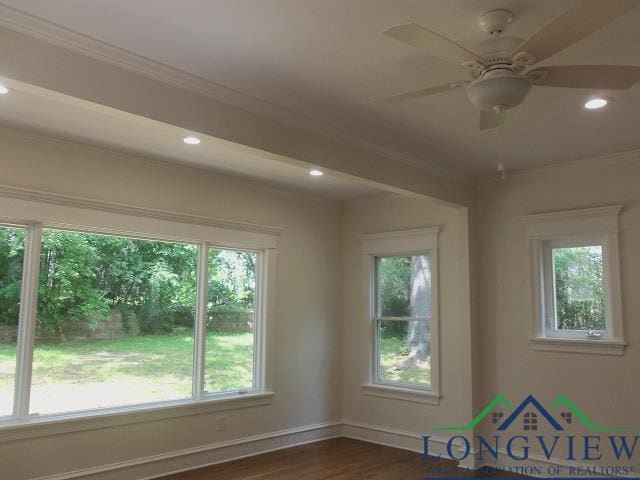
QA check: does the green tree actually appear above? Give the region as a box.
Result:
[38,231,109,334]
[0,227,26,326]
[554,246,604,330]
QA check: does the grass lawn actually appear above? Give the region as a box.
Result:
[0,331,253,415]
[0,332,428,416]
[379,335,431,387]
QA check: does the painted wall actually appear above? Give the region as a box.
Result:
[475,152,640,470]
[341,194,474,439]
[0,126,344,479]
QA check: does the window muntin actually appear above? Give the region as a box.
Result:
[204,248,257,394]
[29,229,197,415]
[0,226,26,417]
[374,254,432,390]
[0,221,266,424]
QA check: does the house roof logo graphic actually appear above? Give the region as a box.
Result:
[433,394,624,432]
[497,394,562,431]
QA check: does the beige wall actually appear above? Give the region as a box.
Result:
[0,126,344,479]
[341,194,474,435]
[475,152,640,469]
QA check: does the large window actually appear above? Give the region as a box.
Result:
[374,255,433,389]
[0,222,265,423]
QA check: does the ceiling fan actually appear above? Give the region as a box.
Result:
[369,0,640,130]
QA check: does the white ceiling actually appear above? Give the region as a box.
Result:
[1,0,639,176]
[0,81,383,201]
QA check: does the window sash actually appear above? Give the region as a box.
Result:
[371,254,434,391]
[373,318,432,391]
[0,221,265,423]
[541,239,610,340]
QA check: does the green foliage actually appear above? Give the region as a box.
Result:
[0,229,256,337]
[553,246,605,330]
[208,249,256,318]
[38,231,110,333]
[379,256,411,317]
[0,227,25,327]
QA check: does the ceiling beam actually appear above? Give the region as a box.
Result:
[0,26,473,207]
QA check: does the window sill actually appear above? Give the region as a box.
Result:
[361,383,441,405]
[0,391,274,442]
[530,337,626,356]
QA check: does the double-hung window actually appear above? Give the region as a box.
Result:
[526,206,625,355]
[0,193,275,431]
[361,227,440,402]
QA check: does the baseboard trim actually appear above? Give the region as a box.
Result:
[341,420,476,470]
[33,420,631,479]
[34,421,342,480]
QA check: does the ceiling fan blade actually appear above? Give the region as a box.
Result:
[530,65,640,90]
[510,0,636,63]
[532,65,640,89]
[384,23,484,66]
[480,109,510,131]
[367,82,467,106]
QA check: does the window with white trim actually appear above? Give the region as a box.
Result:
[526,206,625,354]
[374,254,433,389]
[360,227,440,399]
[0,210,269,425]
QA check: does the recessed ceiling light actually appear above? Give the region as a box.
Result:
[584,98,608,110]
[309,169,324,176]
[0,84,8,95]
[183,136,201,145]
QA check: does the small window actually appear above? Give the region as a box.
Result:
[525,205,625,354]
[374,254,433,389]
[542,242,607,339]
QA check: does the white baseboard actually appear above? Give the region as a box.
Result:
[34,421,342,480]
[341,420,477,470]
[32,420,635,479]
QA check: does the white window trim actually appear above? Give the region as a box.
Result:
[524,205,625,356]
[0,186,279,437]
[359,227,441,404]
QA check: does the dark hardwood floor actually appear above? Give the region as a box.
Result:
[157,437,517,479]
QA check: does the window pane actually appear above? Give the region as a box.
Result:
[378,319,430,387]
[205,248,256,393]
[0,226,26,417]
[553,246,605,331]
[378,255,432,318]
[30,229,197,415]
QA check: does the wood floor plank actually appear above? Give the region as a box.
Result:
[156,438,517,480]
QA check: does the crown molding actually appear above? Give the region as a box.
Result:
[0,184,283,237]
[0,3,469,185]
[476,148,640,186]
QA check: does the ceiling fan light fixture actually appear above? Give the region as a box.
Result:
[584,98,608,110]
[466,72,532,112]
[0,84,8,95]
